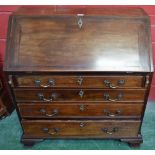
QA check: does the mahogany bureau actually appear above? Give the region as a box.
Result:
[4,7,154,147]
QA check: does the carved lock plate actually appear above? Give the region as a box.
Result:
[77,14,84,29]
[79,90,84,98]
[79,104,85,111]
[77,76,83,85]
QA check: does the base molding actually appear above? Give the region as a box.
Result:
[120,134,143,148]
[21,134,143,148]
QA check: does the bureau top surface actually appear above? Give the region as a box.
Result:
[4,7,153,72]
[12,6,148,17]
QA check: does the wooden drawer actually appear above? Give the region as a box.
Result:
[14,89,146,102]
[18,103,143,118]
[22,120,141,138]
[12,75,145,89]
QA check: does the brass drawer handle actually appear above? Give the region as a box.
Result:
[40,108,59,117]
[38,93,53,102]
[104,80,125,89]
[103,109,122,117]
[103,93,123,102]
[77,76,83,85]
[101,127,119,135]
[35,79,55,88]
[43,127,60,135]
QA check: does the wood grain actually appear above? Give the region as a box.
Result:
[14,88,146,102]
[13,75,145,88]
[4,9,153,72]
[22,120,141,138]
[3,7,153,147]
[18,103,144,118]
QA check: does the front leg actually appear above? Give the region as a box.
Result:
[21,136,43,148]
[120,134,143,148]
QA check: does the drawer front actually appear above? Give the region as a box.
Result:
[18,103,143,118]
[22,120,141,138]
[13,75,145,88]
[14,89,146,102]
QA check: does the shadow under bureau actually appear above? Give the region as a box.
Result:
[4,6,154,147]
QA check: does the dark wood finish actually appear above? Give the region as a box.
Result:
[18,103,144,118]
[0,79,14,119]
[14,88,146,102]
[22,120,141,138]
[13,7,148,17]
[13,75,145,88]
[20,136,43,148]
[4,8,153,72]
[20,132,143,148]
[4,7,153,147]
[120,134,143,148]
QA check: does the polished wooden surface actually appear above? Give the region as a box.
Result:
[18,103,143,118]
[14,7,148,17]
[13,75,145,88]
[4,8,153,72]
[4,7,153,147]
[22,120,141,138]
[0,6,155,100]
[14,88,146,102]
